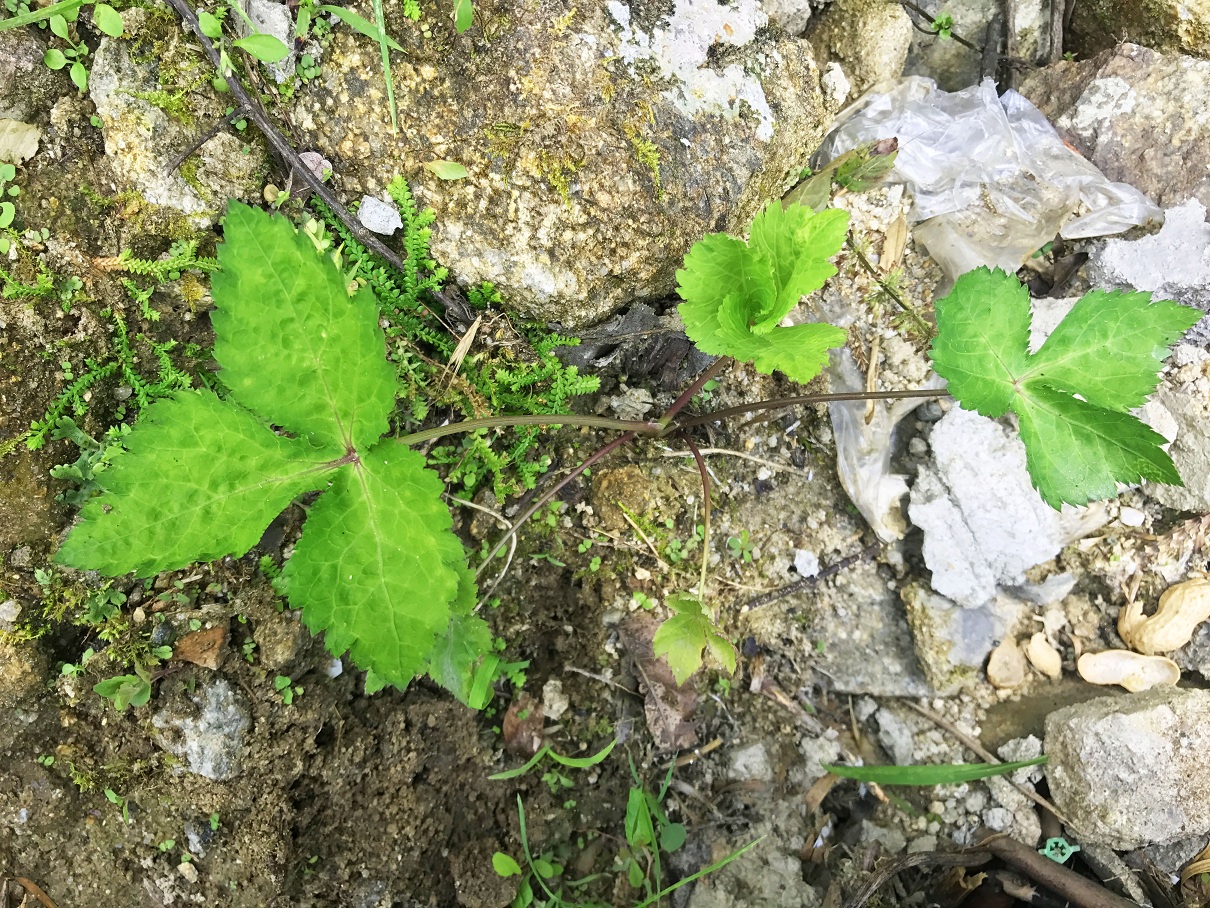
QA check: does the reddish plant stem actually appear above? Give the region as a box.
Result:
[684,436,712,601]
[673,388,943,432]
[657,356,733,429]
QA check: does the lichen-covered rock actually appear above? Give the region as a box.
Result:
[1020,44,1210,211]
[152,677,251,781]
[0,27,62,122]
[809,0,912,99]
[291,0,842,326]
[0,638,49,708]
[901,0,1050,90]
[1045,687,1210,849]
[89,12,265,227]
[1069,0,1210,60]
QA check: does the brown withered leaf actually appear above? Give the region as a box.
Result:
[502,693,544,757]
[172,625,227,670]
[1181,839,1210,894]
[619,616,697,752]
[881,212,908,273]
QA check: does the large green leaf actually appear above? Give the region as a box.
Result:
[55,203,480,697]
[746,203,849,333]
[677,202,848,384]
[930,267,1201,508]
[55,391,338,576]
[1022,289,1199,410]
[283,441,464,689]
[211,203,396,450]
[928,267,1032,417]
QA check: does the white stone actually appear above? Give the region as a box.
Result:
[541,678,570,721]
[728,742,773,782]
[1119,506,1146,527]
[357,195,404,236]
[908,407,1063,608]
[1045,687,1210,848]
[793,549,820,577]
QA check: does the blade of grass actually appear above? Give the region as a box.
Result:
[548,737,616,768]
[370,0,397,133]
[0,0,86,30]
[317,5,404,50]
[822,755,1046,785]
[632,837,765,908]
[488,738,617,780]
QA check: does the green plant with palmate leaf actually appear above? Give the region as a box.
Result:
[55,203,494,703]
[50,195,1198,704]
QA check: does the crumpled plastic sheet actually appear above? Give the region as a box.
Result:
[814,76,1163,282]
[813,77,1161,540]
[827,348,946,543]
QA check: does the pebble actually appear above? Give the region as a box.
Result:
[357,195,403,235]
[1119,506,1146,527]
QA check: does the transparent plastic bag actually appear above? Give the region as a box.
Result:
[815,77,1162,281]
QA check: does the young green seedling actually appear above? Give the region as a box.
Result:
[55,204,493,702]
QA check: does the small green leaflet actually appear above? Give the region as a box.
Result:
[492,853,522,878]
[232,33,291,63]
[929,267,1200,508]
[56,203,490,700]
[92,3,124,37]
[454,0,473,32]
[823,755,1047,785]
[198,10,223,39]
[651,593,737,685]
[424,160,469,180]
[783,138,899,212]
[677,202,849,384]
[93,672,152,711]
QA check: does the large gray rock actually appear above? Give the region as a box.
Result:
[1021,45,1210,212]
[1045,687,1210,849]
[909,406,1062,609]
[1069,0,1210,59]
[89,13,265,226]
[291,0,843,326]
[0,27,61,122]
